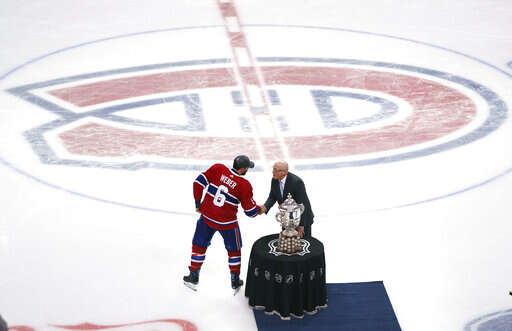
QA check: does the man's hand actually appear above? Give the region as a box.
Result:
[196,208,201,213]
[297,226,304,238]
[258,205,267,215]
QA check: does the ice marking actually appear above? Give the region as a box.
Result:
[267,89,281,105]
[464,309,512,331]
[312,90,398,129]
[226,16,240,33]
[217,0,290,167]
[1,23,511,222]
[234,47,251,66]
[8,57,506,170]
[231,90,244,105]
[50,320,198,331]
[48,68,236,107]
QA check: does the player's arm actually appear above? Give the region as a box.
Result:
[193,171,209,210]
[240,185,261,218]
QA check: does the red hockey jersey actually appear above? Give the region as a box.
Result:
[193,163,260,230]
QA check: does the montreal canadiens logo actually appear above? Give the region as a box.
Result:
[7,56,506,171]
[1,25,509,214]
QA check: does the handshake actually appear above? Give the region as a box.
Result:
[257,205,267,215]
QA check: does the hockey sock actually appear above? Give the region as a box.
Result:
[228,250,241,275]
[190,244,207,272]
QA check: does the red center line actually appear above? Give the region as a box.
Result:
[217,0,267,110]
[216,0,289,166]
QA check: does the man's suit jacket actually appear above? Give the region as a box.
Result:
[263,172,314,227]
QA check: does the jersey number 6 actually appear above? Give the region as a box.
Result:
[213,184,229,207]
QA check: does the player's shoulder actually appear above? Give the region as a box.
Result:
[235,174,252,188]
[208,163,229,172]
[210,163,226,168]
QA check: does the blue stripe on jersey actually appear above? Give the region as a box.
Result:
[244,206,258,217]
[207,184,240,205]
[191,255,205,261]
[229,257,241,263]
[195,173,208,187]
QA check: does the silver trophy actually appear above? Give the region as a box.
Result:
[275,193,305,253]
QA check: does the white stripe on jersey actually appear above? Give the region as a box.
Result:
[206,191,239,206]
[202,214,238,225]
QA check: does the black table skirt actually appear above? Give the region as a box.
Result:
[245,233,327,319]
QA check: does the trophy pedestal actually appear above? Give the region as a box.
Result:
[277,231,301,254]
[246,234,327,319]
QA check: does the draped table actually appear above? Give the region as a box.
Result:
[244,233,327,320]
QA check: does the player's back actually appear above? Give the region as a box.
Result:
[199,163,253,228]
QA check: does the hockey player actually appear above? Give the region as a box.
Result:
[183,155,263,295]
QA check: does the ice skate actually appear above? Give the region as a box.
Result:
[231,272,243,295]
[183,269,199,291]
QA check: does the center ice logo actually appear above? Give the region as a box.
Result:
[7,57,506,171]
[464,309,512,331]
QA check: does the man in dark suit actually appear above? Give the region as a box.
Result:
[260,161,314,238]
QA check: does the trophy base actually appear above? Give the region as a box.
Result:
[277,231,301,254]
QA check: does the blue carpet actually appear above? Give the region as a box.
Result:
[253,281,402,331]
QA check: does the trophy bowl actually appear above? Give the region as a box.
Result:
[275,193,305,253]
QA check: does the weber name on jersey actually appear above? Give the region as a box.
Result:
[194,163,260,229]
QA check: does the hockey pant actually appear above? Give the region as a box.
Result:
[189,216,242,275]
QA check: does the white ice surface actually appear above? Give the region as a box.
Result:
[1,1,512,331]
